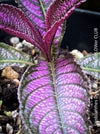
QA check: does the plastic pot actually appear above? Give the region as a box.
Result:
[61,9,100,53]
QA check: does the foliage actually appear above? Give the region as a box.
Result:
[0,42,33,69]
[0,0,91,134]
[78,53,100,79]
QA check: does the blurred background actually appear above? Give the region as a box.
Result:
[80,0,100,12]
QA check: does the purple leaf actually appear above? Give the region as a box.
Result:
[18,0,65,51]
[0,3,60,61]
[0,4,45,54]
[18,54,90,134]
[44,0,86,54]
[18,0,54,36]
[46,0,86,30]
[44,23,63,56]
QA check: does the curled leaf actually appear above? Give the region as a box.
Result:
[46,0,86,30]
[44,0,86,57]
[18,54,90,134]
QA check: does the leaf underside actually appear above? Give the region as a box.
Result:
[0,4,46,53]
[0,42,33,69]
[18,54,89,134]
[46,0,86,30]
[78,53,100,79]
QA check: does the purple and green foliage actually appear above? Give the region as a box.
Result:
[0,0,86,61]
[18,0,55,36]
[0,0,91,134]
[19,54,90,134]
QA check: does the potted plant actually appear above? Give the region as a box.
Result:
[0,0,100,134]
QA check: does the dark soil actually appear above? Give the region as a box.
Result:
[0,38,39,133]
[0,66,26,134]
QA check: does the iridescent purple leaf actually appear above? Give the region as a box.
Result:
[18,0,54,36]
[0,4,45,53]
[44,23,63,57]
[18,0,64,51]
[18,54,90,134]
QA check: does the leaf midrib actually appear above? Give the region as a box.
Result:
[50,62,64,134]
[83,67,100,73]
[39,0,46,18]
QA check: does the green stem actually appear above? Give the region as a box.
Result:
[0,60,34,66]
[50,62,64,133]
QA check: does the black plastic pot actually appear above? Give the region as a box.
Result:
[61,9,100,53]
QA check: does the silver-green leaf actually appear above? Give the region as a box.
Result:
[0,42,34,69]
[78,53,100,79]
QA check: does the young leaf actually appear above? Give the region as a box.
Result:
[0,42,33,69]
[18,0,64,57]
[18,0,55,36]
[18,54,90,134]
[44,0,86,57]
[0,4,45,54]
[78,53,100,79]
[46,0,86,30]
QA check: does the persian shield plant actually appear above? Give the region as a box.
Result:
[0,0,91,134]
